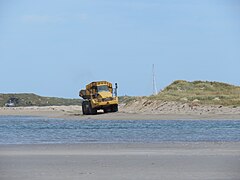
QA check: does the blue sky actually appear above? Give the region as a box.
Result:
[0,0,240,98]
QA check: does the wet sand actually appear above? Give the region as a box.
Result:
[0,143,240,180]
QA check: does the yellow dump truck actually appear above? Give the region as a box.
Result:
[79,81,118,115]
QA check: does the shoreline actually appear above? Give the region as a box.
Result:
[1,142,240,155]
[1,105,240,120]
[1,142,240,180]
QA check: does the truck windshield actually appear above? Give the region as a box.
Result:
[97,85,109,92]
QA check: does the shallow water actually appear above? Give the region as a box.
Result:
[0,116,240,144]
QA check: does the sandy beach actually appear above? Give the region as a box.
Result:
[0,143,240,180]
[1,105,240,179]
[0,103,240,120]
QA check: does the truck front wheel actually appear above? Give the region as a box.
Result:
[111,104,118,112]
[89,104,97,115]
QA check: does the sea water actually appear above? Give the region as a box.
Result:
[0,116,240,144]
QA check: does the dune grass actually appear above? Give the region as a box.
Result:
[0,93,82,107]
[150,80,240,106]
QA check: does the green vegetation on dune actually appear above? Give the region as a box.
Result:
[0,93,82,107]
[150,80,240,106]
[118,96,140,104]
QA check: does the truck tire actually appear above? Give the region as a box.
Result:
[86,101,91,115]
[82,101,88,115]
[83,101,97,115]
[103,108,110,113]
[111,104,118,112]
[82,105,85,115]
[91,108,97,115]
[82,101,91,115]
[89,103,97,115]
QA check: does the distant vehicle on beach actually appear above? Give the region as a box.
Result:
[4,97,19,107]
[5,101,15,107]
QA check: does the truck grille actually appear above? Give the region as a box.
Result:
[102,97,113,102]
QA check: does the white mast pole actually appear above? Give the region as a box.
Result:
[152,64,158,95]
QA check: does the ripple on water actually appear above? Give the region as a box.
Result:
[0,116,240,144]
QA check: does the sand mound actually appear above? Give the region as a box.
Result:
[121,97,240,116]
